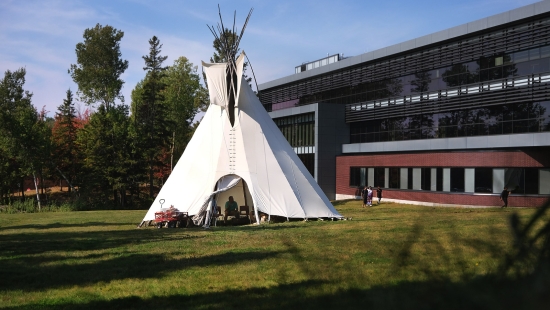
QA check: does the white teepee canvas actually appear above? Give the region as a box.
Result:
[140,53,342,226]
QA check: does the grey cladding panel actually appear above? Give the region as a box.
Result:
[535,1,550,14]
[372,48,387,59]
[386,43,402,55]
[350,56,362,66]
[510,4,535,21]
[431,29,449,43]
[466,136,488,149]
[467,18,488,33]
[415,34,432,47]
[448,24,468,39]
[487,12,510,28]
[400,39,416,52]
[361,52,374,62]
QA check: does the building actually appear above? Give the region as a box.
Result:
[258,2,550,207]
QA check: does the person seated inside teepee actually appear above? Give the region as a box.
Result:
[224,196,240,223]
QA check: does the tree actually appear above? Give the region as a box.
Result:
[0,68,49,207]
[162,57,207,165]
[133,36,170,198]
[78,104,133,208]
[51,89,80,192]
[69,23,129,109]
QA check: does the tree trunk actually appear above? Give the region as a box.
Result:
[149,162,154,198]
[33,172,41,211]
[20,181,25,199]
[113,190,117,208]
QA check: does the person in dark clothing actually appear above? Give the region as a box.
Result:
[376,186,383,204]
[361,186,368,208]
[500,187,510,208]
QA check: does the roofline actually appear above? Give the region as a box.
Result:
[258,1,550,91]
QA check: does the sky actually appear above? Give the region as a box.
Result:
[0,0,543,118]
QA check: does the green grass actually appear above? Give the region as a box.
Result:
[0,201,548,309]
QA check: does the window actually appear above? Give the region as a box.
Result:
[350,167,361,187]
[525,168,539,194]
[421,168,431,190]
[407,168,413,189]
[475,168,493,193]
[389,168,400,189]
[450,168,465,192]
[374,168,385,188]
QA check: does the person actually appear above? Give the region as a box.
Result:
[376,186,383,205]
[361,186,368,208]
[367,186,373,207]
[500,187,510,208]
[224,196,240,223]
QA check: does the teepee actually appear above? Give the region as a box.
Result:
[140,9,342,226]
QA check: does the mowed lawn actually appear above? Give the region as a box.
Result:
[0,201,547,309]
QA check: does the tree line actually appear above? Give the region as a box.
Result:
[0,24,216,210]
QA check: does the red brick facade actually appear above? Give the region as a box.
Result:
[336,150,550,207]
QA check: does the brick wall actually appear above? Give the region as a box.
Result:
[336,150,550,207]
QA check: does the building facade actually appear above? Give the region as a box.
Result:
[258,2,550,207]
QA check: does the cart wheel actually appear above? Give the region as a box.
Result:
[156,223,162,229]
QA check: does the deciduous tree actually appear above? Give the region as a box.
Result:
[69,23,129,109]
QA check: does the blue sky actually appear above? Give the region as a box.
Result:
[0,0,542,118]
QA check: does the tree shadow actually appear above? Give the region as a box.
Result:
[0,229,200,256]
[0,221,137,231]
[0,249,287,293]
[3,274,549,310]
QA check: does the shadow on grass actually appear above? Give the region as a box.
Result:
[4,275,549,310]
[0,249,287,292]
[0,221,137,231]
[0,229,203,256]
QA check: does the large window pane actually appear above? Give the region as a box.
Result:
[475,168,493,193]
[450,168,465,192]
[525,168,539,194]
[374,168,385,188]
[389,168,400,189]
[421,168,432,191]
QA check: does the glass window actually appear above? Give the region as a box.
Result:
[514,50,529,63]
[529,47,540,60]
[541,46,550,58]
[350,167,360,187]
[374,168,385,188]
[475,168,493,193]
[450,168,465,192]
[389,168,400,189]
[436,168,443,191]
[525,168,539,194]
[505,168,524,193]
[421,168,431,190]
[407,168,413,190]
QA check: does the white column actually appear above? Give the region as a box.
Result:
[493,168,505,193]
[430,168,437,191]
[540,169,550,195]
[368,168,375,187]
[384,168,389,188]
[400,168,408,190]
[465,168,475,193]
[413,168,421,190]
[443,168,451,192]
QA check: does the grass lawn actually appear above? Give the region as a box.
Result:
[0,201,548,309]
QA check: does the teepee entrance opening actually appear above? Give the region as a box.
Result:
[213,174,254,224]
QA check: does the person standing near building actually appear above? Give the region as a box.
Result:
[500,187,510,208]
[367,186,373,207]
[376,186,383,205]
[361,186,368,208]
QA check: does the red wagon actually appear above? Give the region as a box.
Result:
[154,206,189,228]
